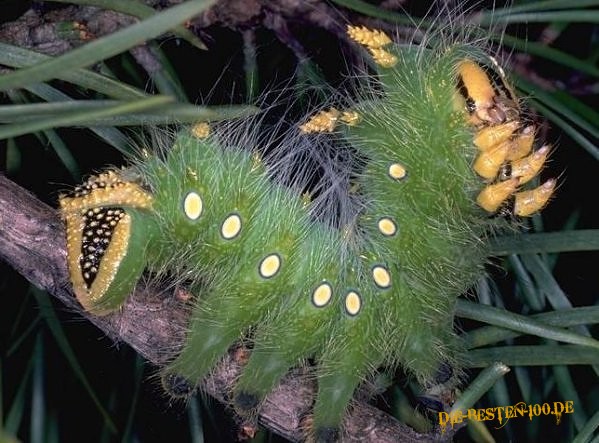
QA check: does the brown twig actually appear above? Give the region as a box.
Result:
[0,174,453,442]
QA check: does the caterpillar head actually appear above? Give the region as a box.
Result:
[340,25,557,218]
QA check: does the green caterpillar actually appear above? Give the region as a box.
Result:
[59,25,555,441]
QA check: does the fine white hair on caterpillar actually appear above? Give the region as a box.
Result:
[57,9,557,443]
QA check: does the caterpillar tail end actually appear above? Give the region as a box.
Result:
[59,172,155,315]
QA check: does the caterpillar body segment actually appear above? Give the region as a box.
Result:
[232,231,345,412]
[298,32,493,437]
[152,136,326,383]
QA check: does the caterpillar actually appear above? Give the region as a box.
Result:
[58,24,555,441]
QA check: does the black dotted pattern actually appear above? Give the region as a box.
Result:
[79,207,125,287]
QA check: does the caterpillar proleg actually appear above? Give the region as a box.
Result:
[58,21,555,442]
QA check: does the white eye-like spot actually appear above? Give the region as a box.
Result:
[372,265,391,289]
[259,253,281,279]
[221,213,242,240]
[183,192,203,220]
[388,163,407,180]
[344,291,362,316]
[378,217,397,237]
[312,282,332,308]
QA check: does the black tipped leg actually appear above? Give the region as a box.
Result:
[434,361,453,384]
[234,391,260,412]
[315,426,339,443]
[161,373,194,398]
[417,395,444,412]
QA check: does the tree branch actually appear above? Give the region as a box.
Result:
[0,173,452,442]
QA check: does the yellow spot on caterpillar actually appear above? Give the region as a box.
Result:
[369,47,397,68]
[187,167,198,181]
[299,108,340,133]
[312,282,332,307]
[183,192,203,220]
[340,111,360,126]
[388,163,407,180]
[259,253,281,279]
[476,178,519,213]
[344,291,362,316]
[301,192,312,208]
[474,142,509,180]
[299,109,360,133]
[251,152,263,172]
[514,179,556,217]
[377,217,397,237]
[346,25,392,49]
[221,213,242,240]
[510,145,550,185]
[473,121,519,151]
[191,122,210,138]
[372,265,391,289]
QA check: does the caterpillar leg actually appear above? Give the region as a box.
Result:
[509,144,550,184]
[311,368,363,442]
[514,179,556,216]
[506,125,535,160]
[473,121,520,151]
[476,178,520,213]
[232,234,343,414]
[473,141,510,180]
[308,283,390,440]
